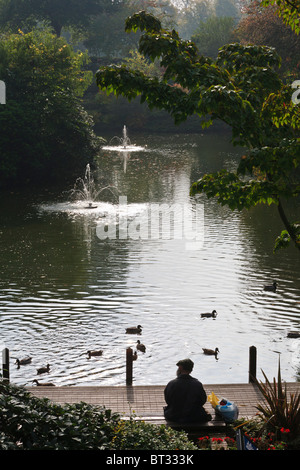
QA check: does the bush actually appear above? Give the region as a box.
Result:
[231,359,300,451]
[109,417,197,450]
[254,359,300,442]
[0,381,197,450]
[0,381,119,450]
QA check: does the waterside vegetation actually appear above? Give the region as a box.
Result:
[1,360,300,450]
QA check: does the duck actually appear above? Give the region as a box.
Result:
[87,350,103,358]
[201,310,217,318]
[202,348,219,357]
[32,379,55,387]
[287,331,300,338]
[37,364,50,375]
[132,351,138,361]
[136,340,146,353]
[264,282,277,292]
[126,325,142,334]
[15,357,32,368]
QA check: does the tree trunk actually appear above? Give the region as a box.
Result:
[50,19,62,36]
[277,198,300,251]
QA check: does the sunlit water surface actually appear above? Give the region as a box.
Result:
[0,132,299,387]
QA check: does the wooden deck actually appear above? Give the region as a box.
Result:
[26,382,300,420]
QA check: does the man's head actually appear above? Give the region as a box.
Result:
[176,358,194,374]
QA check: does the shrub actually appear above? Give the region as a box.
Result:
[0,381,119,450]
[254,359,300,441]
[0,381,197,450]
[109,417,197,450]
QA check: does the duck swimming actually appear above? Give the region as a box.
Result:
[132,351,138,360]
[264,282,277,292]
[87,350,103,358]
[287,331,300,338]
[32,379,55,386]
[202,348,219,357]
[201,310,217,318]
[15,357,32,368]
[126,325,142,334]
[136,340,146,353]
[37,364,50,375]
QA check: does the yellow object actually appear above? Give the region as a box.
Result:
[207,391,220,408]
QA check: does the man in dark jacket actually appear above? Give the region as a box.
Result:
[163,358,211,423]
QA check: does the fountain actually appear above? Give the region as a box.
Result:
[69,163,119,208]
[102,125,145,152]
[38,164,120,217]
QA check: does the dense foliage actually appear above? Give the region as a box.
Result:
[0,381,119,450]
[191,16,236,59]
[1,376,298,450]
[0,381,197,450]
[0,0,110,36]
[261,0,300,34]
[0,28,101,188]
[110,418,197,450]
[236,0,300,79]
[233,361,300,450]
[96,11,300,251]
[255,360,300,441]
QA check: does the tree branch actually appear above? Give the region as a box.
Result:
[277,198,300,250]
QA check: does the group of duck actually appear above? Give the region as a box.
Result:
[125,325,146,356]
[13,325,147,387]
[85,326,147,363]
[199,310,219,359]
[262,281,300,338]
[13,281,299,386]
[15,357,54,386]
[199,281,300,361]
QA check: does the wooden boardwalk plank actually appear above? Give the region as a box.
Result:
[26,382,300,420]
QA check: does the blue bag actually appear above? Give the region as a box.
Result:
[216,399,239,423]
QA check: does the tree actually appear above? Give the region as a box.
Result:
[0,28,101,188]
[96,11,300,251]
[0,0,110,36]
[82,1,139,59]
[192,16,236,59]
[213,0,240,18]
[261,0,300,34]
[82,0,177,60]
[236,0,300,79]
[174,0,212,39]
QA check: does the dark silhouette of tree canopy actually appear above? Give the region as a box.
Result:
[0,28,101,187]
[0,0,113,35]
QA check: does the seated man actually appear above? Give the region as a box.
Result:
[163,358,212,424]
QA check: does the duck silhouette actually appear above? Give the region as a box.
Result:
[32,379,55,386]
[37,364,50,375]
[202,348,219,357]
[126,325,142,334]
[264,282,277,292]
[132,351,138,360]
[87,350,103,358]
[287,331,300,338]
[136,340,146,353]
[201,310,217,318]
[15,357,32,368]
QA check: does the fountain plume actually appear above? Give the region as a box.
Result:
[69,164,119,207]
[102,125,145,152]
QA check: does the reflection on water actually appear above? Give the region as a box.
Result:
[0,133,299,387]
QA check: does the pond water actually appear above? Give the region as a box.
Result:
[0,131,299,387]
